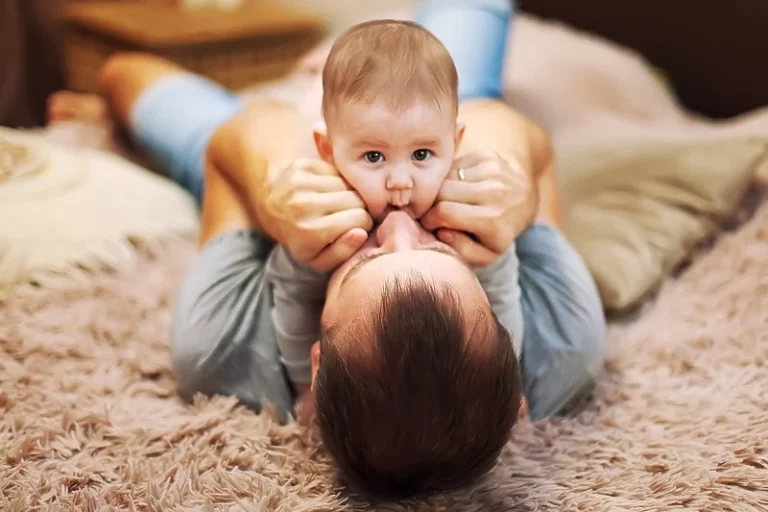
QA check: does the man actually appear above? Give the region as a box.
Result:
[48,3,604,499]
[83,46,605,498]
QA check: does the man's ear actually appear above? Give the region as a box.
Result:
[455,122,466,151]
[310,341,321,392]
[313,129,334,164]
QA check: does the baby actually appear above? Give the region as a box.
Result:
[312,20,463,222]
[265,18,522,406]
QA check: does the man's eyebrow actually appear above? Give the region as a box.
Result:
[340,252,386,288]
[340,247,465,288]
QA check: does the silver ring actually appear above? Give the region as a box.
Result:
[457,168,465,181]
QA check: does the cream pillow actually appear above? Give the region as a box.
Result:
[559,138,768,312]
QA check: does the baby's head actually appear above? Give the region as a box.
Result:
[314,20,463,220]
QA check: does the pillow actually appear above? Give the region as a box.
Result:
[0,127,199,298]
[559,138,768,312]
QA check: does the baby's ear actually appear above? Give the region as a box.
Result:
[313,128,334,164]
[455,122,466,150]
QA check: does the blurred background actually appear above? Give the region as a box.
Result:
[1,0,766,129]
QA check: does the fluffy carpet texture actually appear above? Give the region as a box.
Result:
[2,196,767,511]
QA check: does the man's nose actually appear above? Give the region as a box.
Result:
[376,211,421,251]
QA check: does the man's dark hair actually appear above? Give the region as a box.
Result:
[314,274,522,501]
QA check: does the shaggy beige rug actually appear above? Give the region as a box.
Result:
[2,193,768,510]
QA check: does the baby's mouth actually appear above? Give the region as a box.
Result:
[377,205,416,223]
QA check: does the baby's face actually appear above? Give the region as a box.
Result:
[318,100,462,220]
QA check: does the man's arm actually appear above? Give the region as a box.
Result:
[264,245,329,387]
[474,247,524,358]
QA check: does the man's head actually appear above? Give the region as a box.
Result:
[313,20,464,221]
[309,212,522,500]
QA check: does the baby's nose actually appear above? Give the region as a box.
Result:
[385,165,414,190]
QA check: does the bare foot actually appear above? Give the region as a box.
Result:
[47,91,110,125]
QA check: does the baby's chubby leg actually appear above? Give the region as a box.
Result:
[415,0,513,101]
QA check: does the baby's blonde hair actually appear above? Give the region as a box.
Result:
[321,20,458,128]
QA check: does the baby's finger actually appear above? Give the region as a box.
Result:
[310,228,369,272]
[437,229,499,267]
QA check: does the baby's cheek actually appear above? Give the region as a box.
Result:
[343,168,389,218]
[411,175,445,218]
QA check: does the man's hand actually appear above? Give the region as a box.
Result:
[259,158,374,271]
[421,150,538,267]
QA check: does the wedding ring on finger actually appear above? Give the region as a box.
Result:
[457,168,466,181]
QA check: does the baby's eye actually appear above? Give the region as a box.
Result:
[363,151,384,163]
[412,149,433,162]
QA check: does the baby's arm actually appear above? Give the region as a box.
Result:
[473,245,524,359]
[264,245,330,389]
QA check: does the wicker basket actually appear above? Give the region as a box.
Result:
[61,2,327,93]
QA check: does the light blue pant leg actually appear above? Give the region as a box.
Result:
[128,74,244,205]
[516,224,607,421]
[415,0,514,100]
